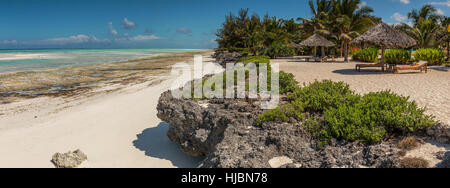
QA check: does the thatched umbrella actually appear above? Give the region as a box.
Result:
[352,23,416,70]
[293,34,334,57]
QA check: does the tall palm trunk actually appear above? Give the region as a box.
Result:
[344,40,349,62]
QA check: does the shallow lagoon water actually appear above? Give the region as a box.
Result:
[0,49,201,73]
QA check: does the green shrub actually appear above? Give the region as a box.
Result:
[384,49,411,64]
[193,56,297,100]
[415,48,445,65]
[323,91,436,144]
[289,80,356,112]
[215,48,247,53]
[236,55,270,65]
[262,40,295,59]
[352,48,378,62]
[257,100,304,126]
[278,72,299,94]
[258,80,437,145]
[241,49,251,57]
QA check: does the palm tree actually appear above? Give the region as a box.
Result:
[396,4,445,48]
[408,4,441,27]
[330,0,375,62]
[298,0,332,36]
[407,20,440,48]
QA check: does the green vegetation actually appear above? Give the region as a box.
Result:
[395,4,449,49]
[278,72,299,94]
[384,49,411,64]
[258,80,436,145]
[289,80,355,112]
[415,48,445,65]
[262,40,296,58]
[236,56,270,65]
[257,100,305,125]
[189,56,299,100]
[352,48,379,62]
[216,2,449,61]
[216,9,301,58]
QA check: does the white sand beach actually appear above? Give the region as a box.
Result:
[0,55,220,168]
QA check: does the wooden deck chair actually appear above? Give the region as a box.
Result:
[394,61,428,74]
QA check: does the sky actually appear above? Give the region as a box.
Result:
[0,0,449,49]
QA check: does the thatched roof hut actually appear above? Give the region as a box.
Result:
[298,34,334,47]
[291,34,334,57]
[352,23,416,48]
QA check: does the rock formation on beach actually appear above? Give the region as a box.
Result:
[155,54,449,168]
[157,91,407,168]
[212,51,241,68]
[52,149,88,168]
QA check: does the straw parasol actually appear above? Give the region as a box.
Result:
[352,23,416,70]
[293,34,334,57]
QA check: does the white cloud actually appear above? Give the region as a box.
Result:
[358,1,368,9]
[121,18,137,29]
[16,34,110,46]
[129,35,160,41]
[108,22,118,36]
[391,12,408,23]
[397,0,410,4]
[1,40,18,45]
[436,8,445,15]
[176,27,192,36]
[40,34,103,44]
[430,0,450,7]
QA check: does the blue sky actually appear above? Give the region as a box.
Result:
[0,0,449,49]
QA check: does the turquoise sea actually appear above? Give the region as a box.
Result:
[0,49,202,73]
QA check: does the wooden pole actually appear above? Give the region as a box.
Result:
[381,47,385,72]
[321,46,325,57]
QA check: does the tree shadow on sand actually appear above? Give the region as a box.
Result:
[429,66,450,72]
[133,122,204,168]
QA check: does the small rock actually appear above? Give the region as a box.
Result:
[52,149,88,168]
[268,156,293,168]
[436,151,450,160]
[195,129,210,143]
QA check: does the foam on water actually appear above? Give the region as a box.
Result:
[0,49,202,73]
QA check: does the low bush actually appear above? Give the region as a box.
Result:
[323,91,436,143]
[262,40,295,59]
[415,48,445,65]
[278,72,299,94]
[257,100,304,125]
[384,49,411,64]
[258,80,437,145]
[352,48,378,62]
[236,55,270,65]
[215,48,247,53]
[289,80,356,112]
[399,157,429,168]
[190,56,297,99]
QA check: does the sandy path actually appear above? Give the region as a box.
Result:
[276,59,450,125]
[0,55,219,168]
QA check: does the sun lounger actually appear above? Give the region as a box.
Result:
[393,61,428,74]
[355,62,386,72]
